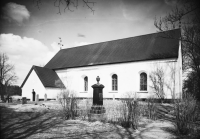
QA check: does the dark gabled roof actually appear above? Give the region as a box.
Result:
[45,29,181,70]
[21,65,65,88]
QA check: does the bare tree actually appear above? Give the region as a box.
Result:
[165,63,176,99]
[154,0,200,100]
[0,53,18,102]
[149,66,165,100]
[183,71,199,98]
[33,0,95,14]
[150,63,179,100]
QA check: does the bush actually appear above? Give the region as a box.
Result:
[117,92,140,129]
[78,98,92,121]
[58,89,79,120]
[172,93,200,135]
[118,99,139,129]
[104,100,122,123]
[146,97,158,120]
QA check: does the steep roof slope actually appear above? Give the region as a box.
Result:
[21,66,65,88]
[45,29,180,70]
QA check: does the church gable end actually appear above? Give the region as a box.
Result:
[21,65,65,88]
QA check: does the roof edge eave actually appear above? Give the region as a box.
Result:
[51,57,178,71]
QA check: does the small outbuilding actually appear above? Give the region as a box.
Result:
[21,66,64,101]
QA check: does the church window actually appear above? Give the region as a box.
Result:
[140,72,147,91]
[112,74,118,91]
[84,76,88,91]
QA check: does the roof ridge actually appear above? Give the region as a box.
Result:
[33,65,53,70]
[60,28,180,50]
[45,28,180,69]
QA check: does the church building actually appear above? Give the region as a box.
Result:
[21,29,182,101]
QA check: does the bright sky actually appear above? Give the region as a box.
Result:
[0,0,179,86]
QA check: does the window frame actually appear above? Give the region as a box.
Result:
[84,76,88,91]
[140,72,147,91]
[112,74,118,91]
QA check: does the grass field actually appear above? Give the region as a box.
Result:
[0,99,196,139]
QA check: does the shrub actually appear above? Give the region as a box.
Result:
[118,99,139,129]
[78,98,92,121]
[146,97,158,120]
[118,92,140,129]
[58,89,79,120]
[172,93,200,135]
[104,99,122,123]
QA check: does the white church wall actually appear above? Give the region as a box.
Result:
[56,58,180,99]
[22,70,46,101]
[175,40,182,98]
[45,88,61,100]
[148,62,177,99]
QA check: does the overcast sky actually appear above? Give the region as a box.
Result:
[0,0,179,86]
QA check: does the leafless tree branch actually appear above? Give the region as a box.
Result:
[150,66,165,99]
[154,0,200,100]
[33,0,95,14]
[0,53,18,102]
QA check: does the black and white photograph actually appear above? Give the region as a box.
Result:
[0,0,200,138]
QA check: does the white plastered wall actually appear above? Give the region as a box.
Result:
[177,39,182,98]
[56,58,181,99]
[22,70,46,101]
[45,88,61,100]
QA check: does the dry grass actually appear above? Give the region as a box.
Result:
[1,99,200,139]
[0,101,177,139]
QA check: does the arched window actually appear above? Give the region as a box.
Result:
[84,76,88,91]
[112,74,118,91]
[140,72,147,91]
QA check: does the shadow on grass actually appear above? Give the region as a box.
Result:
[46,122,136,139]
[1,103,173,139]
[161,126,200,139]
[0,105,62,139]
[105,121,137,139]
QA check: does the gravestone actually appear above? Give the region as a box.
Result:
[92,76,104,105]
[44,94,47,101]
[90,76,106,120]
[22,97,27,104]
[32,89,36,101]
[36,94,39,103]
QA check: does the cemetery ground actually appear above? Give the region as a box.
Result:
[0,100,200,139]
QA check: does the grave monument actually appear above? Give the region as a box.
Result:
[90,76,106,117]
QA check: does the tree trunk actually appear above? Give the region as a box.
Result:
[197,78,200,101]
[0,83,5,102]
